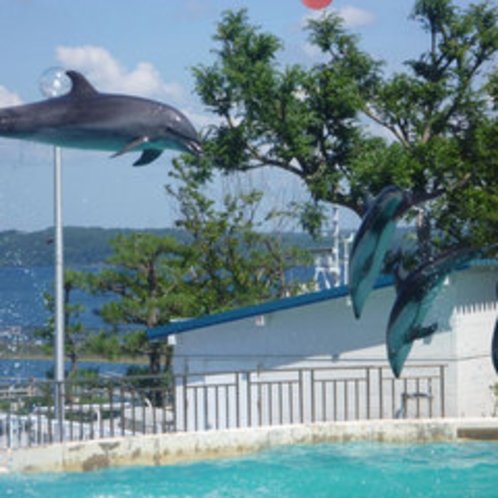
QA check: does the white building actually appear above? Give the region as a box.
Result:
[149,261,498,429]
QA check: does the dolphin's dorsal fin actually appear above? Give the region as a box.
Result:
[66,71,99,98]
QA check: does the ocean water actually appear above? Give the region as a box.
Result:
[0,357,139,380]
[0,265,139,380]
[0,265,322,331]
[1,442,497,497]
[0,265,107,330]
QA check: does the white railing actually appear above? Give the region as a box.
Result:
[0,363,446,449]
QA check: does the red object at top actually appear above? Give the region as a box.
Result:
[302,0,332,9]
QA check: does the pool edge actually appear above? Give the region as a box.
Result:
[3,418,498,473]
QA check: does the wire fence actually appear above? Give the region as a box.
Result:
[0,363,446,449]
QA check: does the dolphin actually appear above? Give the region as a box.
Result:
[348,185,446,319]
[0,70,202,166]
[348,186,409,319]
[386,246,486,377]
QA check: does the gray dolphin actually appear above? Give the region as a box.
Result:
[348,186,409,319]
[386,246,486,377]
[348,185,445,319]
[0,70,202,166]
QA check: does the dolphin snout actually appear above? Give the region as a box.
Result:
[186,139,203,156]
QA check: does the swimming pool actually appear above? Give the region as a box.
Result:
[1,442,497,497]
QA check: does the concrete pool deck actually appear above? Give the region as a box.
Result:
[2,418,498,473]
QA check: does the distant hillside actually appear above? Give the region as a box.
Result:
[0,225,416,267]
[0,227,320,267]
[0,227,189,266]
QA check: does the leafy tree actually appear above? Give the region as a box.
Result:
[35,269,91,377]
[191,1,498,255]
[192,8,379,215]
[167,160,311,314]
[36,181,311,386]
[360,0,498,253]
[88,233,192,378]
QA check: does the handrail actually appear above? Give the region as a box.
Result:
[0,363,447,449]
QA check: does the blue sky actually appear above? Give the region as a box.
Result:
[0,0,474,232]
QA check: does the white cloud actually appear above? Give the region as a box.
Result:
[175,0,215,21]
[302,5,375,29]
[55,45,185,103]
[339,6,375,28]
[0,86,22,107]
[302,42,323,61]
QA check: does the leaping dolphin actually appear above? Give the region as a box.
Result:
[348,185,445,319]
[0,70,202,166]
[348,186,409,319]
[386,246,487,377]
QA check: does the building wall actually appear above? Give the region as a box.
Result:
[172,286,394,374]
[170,264,498,419]
[451,268,498,417]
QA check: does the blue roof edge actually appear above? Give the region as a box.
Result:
[147,276,394,341]
[147,258,498,341]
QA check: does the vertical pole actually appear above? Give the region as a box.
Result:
[39,68,69,443]
[53,145,65,441]
[440,365,446,418]
[378,367,383,419]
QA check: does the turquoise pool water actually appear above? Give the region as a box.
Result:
[1,442,497,497]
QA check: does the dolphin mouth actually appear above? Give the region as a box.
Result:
[185,139,203,156]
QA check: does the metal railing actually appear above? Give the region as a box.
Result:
[174,364,446,431]
[0,363,446,449]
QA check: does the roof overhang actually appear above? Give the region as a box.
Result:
[147,277,394,341]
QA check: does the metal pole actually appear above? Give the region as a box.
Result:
[53,145,65,441]
[39,68,69,443]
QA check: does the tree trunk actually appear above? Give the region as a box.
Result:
[148,344,161,375]
[148,343,163,406]
[417,208,432,263]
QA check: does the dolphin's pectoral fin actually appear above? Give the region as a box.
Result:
[111,137,150,159]
[407,322,438,343]
[110,137,162,166]
[133,149,163,166]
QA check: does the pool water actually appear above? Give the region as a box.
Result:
[1,442,497,497]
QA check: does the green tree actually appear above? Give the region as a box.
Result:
[359,0,498,254]
[80,164,310,379]
[88,233,192,377]
[167,160,311,314]
[191,2,498,255]
[35,269,90,377]
[192,8,379,215]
